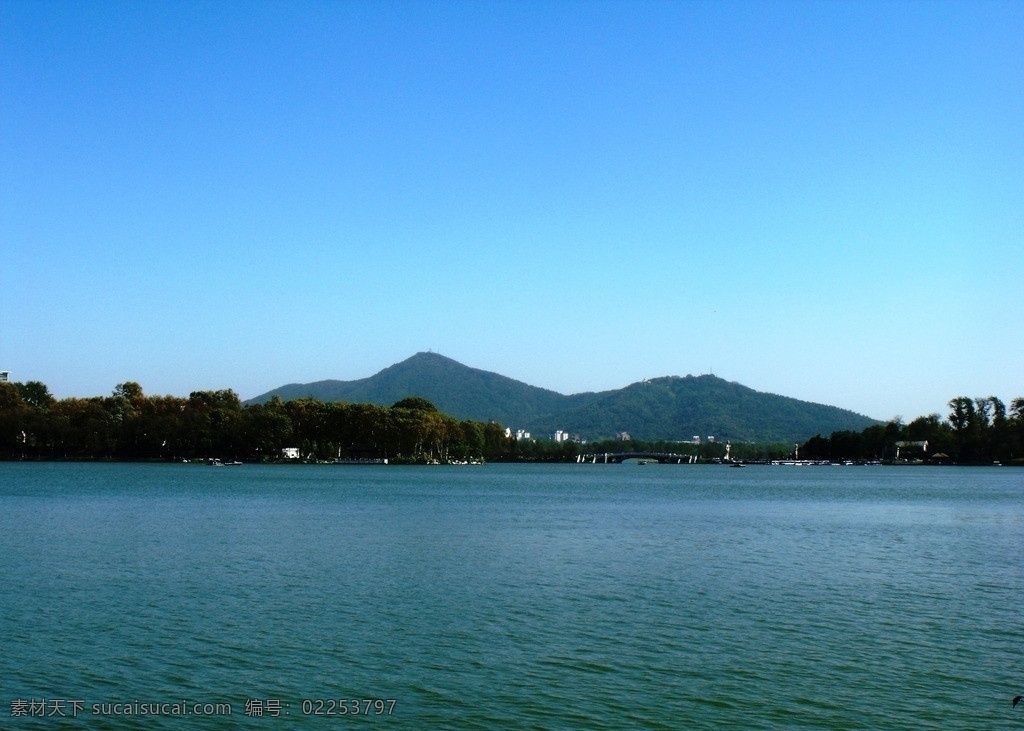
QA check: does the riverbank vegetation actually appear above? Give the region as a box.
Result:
[798,396,1024,465]
[1,380,1020,465]
[0,382,506,463]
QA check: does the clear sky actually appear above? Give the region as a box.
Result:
[2,0,1021,422]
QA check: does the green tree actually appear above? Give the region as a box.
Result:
[829,430,863,461]
[1009,398,1024,462]
[987,396,1010,462]
[112,381,144,403]
[185,389,243,459]
[137,395,189,460]
[801,434,830,460]
[947,397,977,462]
[107,382,145,458]
[15,381,55,410]
[49,397,116,458]
[458,420,485,460]
[284,398,330,459]
[243,396,294,461]
[948,397,974,433]
[0,382,31,457]
[482,422,511,461]
[392,396,438,412]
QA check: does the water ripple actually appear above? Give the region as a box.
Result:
[2,463,1021,729]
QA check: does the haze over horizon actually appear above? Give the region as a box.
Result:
[2,1,1021,423]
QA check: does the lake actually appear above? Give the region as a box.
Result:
[1,462,1021,729]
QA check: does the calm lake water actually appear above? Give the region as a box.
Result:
[1,462,1021,729]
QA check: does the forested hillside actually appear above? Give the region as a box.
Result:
[249,352,878,442]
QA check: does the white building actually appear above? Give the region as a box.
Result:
[281,447,300,459]
[0,371,8,383]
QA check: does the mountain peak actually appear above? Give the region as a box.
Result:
[408,350,455,362]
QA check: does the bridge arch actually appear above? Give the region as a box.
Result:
[578,451,693,464]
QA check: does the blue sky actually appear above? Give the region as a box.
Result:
[2,0,1021,422]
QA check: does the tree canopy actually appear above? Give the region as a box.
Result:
[0,381,505,463]
[798,395,1024,464]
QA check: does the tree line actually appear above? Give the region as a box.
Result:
[0,381,512,463]
[798,396,1024,465]
[2,380,1020,465]
[0,379,796,464]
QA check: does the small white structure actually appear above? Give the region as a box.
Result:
[281,447,300,460]
[895,440,928,460]
[0,371,8,382]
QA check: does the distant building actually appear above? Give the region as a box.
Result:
[895,441,928,460]
[617,432,631,441]
[692,436,701,445]
[0,371,8,382]
[281,447,300,459]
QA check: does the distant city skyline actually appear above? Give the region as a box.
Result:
[2,0,1021,422]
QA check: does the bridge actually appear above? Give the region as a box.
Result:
[577,451,696,464]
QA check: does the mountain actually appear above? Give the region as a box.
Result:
[246,352,879,442]
[247,352,567,428]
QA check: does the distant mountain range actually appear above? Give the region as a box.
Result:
[246,352,879,443]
